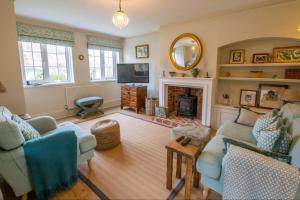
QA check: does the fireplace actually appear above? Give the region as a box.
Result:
[159,77,214,126]
[168,86,202,120]
[177,88,198,119]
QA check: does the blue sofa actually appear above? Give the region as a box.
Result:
[0,106,96,197]
[196,103,300,198]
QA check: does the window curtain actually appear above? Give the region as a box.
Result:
[16,23,75,47]
[87,35,123,50]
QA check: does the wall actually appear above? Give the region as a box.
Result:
[0,0,26,114]
[123,32,160,97]
[17,17,123,118]
[159,1,300,78]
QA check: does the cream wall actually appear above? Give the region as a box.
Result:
[0,0,26,114]
[159,1,300,77]
[123,32,160,97]
[17,17,123,118]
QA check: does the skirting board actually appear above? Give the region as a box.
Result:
[30,98,121,119]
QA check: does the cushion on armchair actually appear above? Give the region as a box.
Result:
[12,114,40,141]
[0,120,25,150]
[280,103,300,125]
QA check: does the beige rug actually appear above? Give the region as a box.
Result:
[77,113,220,200]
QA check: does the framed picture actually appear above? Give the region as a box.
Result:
[273,46,300,63]
[229,49,245,64]
[239,90,257,107]
[136,44,149,58]
[252,53,270,64]
[258,84,288,109]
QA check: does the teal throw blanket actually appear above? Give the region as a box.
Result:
[23,129,77,200]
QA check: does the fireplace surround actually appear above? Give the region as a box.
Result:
[159,77,214,126]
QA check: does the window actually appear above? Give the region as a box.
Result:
[88,48,120,80]
[19,41,73,85]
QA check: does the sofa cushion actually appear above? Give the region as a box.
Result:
[0,120,25,150]
[12,114,40,141]
[252,112,279,141]
[0,106,13,121]
[196,135,225,179]
[235,107,263,127]
[216,122,256,144]
[280,103,300,125]
[56,122,96,154]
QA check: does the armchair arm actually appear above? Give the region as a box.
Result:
[27,116,57,135]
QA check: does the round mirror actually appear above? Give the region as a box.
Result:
[169,33,203,71]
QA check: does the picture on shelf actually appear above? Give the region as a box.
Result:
[252,53,270,64]
[136,44,149,58]
[239,90,257,107]
[273,46,300,63]
[229,49,245,64]
[258,84,288,109]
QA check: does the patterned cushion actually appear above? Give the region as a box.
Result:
[252,109,279,141]
[257,119,293,155]
[12,114,40,141]
[223,137,292,163]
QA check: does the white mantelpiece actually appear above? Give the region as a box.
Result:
[159,77,214,127]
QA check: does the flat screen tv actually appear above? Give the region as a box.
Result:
[117,63,149,83]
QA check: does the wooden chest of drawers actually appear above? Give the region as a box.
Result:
[121,85,147,113]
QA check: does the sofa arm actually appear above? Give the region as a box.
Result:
[0,121,25,150]
[289,135,300,169]
[27,116,57,134]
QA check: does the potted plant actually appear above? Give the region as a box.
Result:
[222,94,230,105]
[191,68,200,77]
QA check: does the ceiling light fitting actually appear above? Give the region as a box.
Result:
[112,0,129,29]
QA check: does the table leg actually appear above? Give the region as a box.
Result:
[166,149,173,190]
[193,171,200,188]
[176,153,182,179]
[185,158,193,200]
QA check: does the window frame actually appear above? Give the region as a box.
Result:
[88,48,121,81]
[18,41,74,86]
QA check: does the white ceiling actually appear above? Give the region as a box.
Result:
[14,0,292,38]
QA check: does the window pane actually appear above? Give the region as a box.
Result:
[47,45,56,54]
[49,67,58,80]
[58,68,67,80]
[23,52,33,66]
[33,52,42,66]
[48,53,57,67]
[32,43,41,52]
[57,54,66,68]
[95,56,100,67]
[34,67,44,80]
[22,42,32,51]
[88,49,94,56]
[89,56,95,68]
[25,67,35,80]
[57,46,65,54]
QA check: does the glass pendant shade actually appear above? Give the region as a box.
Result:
[298,25,300,31]
[112,10,129,29]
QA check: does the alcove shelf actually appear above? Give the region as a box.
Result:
[218,77,300,83]
[219,63,300,68]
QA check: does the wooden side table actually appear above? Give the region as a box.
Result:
[165,137,202,200]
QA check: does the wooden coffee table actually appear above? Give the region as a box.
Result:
[165,137,203,200]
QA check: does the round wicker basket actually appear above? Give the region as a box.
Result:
[91,119,120,150]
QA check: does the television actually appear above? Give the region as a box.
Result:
[117,63,149,83]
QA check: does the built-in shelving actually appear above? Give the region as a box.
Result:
[218,77,300,83]
[219,63,300,68]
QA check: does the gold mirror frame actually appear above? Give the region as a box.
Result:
[169,33,203,71]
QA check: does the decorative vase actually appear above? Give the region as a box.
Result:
[223,98,230,105]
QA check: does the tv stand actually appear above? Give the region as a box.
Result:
[121,85,147,113]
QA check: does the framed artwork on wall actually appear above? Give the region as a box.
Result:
[258,84,288,109]
[273,46,300,63]
[136,44,149,58]
[239,90,257,107]
[252,53,270,64]
[229,49,245,64]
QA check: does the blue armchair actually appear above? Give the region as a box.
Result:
[0,106,96,198]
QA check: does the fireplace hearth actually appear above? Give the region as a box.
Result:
[177,88,198,119]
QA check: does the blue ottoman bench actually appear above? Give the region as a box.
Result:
[74,96,104,118]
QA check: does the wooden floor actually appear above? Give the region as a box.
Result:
[52,109,220,200]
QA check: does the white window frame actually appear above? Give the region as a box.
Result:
[88,48,121,81]
[18,41,74,85]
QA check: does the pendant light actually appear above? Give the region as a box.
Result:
[112,0,129,29]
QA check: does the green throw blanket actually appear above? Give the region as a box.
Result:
[23,129,78,200]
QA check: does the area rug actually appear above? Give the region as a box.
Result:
[76,113,214,200]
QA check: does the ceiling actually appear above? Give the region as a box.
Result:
[14,0,293,38]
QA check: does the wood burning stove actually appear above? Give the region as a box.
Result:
[176,88,198,119]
